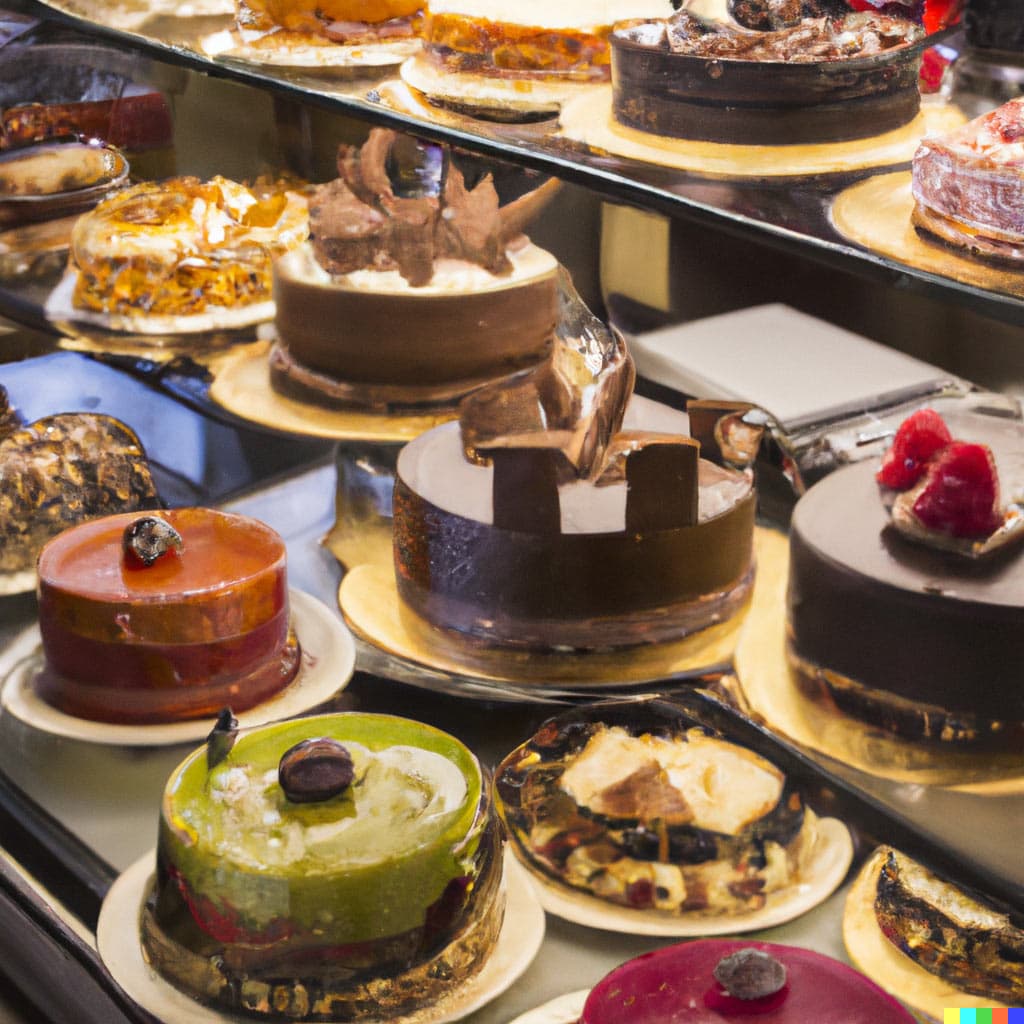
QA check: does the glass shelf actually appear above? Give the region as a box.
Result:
[10,0,1024,331]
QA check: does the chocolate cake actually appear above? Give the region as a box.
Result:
[271,129,559,410]
[610,11,925,145]
[392,285,757,651]
[35,509,300,724]
[786,412,1024,746]
[912,97,1024,264]
[496,699,818,916]
[143,713,503,1020]
[580,939,916,1022]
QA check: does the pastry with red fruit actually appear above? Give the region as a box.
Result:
[579,938,916,1023]
[875,406,952,490]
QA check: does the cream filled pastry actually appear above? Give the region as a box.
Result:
[270,128,559,410]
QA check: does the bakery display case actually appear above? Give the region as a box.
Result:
[1,2,1024,1022]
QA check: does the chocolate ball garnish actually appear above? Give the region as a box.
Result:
[279,738,355,804]
[123,516,183,567]
[713,948,787,1000]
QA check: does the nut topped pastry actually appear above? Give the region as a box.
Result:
[143,712,504,1020]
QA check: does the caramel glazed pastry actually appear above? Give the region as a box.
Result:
[0,396,159,576]
[496,701,818,916]
[235,0,420,47]
[270,129,560,410]
[868,847,1024,1005]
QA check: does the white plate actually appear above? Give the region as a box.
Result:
[98,849,545,1024]
[0,567,36,597]
[516,816,853,936]
[0,588,355,746]
[506,991,588,1024]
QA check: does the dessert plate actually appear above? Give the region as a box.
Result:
[557,91,964,179]
[98,848,545,1024]
[201,28,419,71]
[0,589,355,746]
[734,531,1024,792]
[338,550,755,694]
[843,849,1010,1023]
[831,172,1024,302]
[506,991,588,1024]
[207,339,455,441]
[0,568,37,598]
[513,814,853,937]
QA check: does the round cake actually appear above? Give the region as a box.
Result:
[495,699,818,916]
[143,712,503,1020]
[36,508,300,724]
[271,130,558,410]
[580,939,916,1022]
[786,412,1024,747]
[610,11,925,145]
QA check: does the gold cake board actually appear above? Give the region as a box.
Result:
[831,172,1024,301]
[734,531,1024,793]
[843,849,1012,1022]
[208,340,455,441]
[557,90,965,178]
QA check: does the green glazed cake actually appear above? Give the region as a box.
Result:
[143,713,503,1020]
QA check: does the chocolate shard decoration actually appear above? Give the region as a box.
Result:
[488,447,565,533]
[687,400,764,468]
[310,128,551,287]
[619,434,700,533]
[461,269,635,482]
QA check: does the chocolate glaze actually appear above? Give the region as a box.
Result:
[611,13,924,145]
[788,457,1024,723]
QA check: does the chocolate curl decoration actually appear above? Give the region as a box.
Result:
[687,399,765,469]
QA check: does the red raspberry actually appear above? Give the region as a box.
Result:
[876,408,953,490]
[912,442,1002,538]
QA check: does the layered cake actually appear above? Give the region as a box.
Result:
[35,508,300,724]
[787,409,1024,746]
[143,712,503,1020]
[392,290,757,651]
[610,11,925,144]
[911,96,1024,263]
[580,938,916,1022]
[0,413,158,576]
[68,175,307,325]
[496,700,819,916]
[271,129,559,410]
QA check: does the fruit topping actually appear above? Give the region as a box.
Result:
[876,408,952,490]
[122,515,183,567]
[911,441,1002,538]
[278,737,355,803]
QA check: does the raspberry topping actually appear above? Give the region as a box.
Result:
[876,408,953,490]
[912,442,1002,538]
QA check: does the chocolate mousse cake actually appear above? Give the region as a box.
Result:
[912,97,1024,263]
[496,700,818,916]
[0,413,158,575]
[35,509,300,724]
[143,712,503,1020]
[392,284,757,651]
[610,11,925,145]
[580,939,917,1022]
[786,410,1024,747]
[69,176,308,324]
[270,129,559,410]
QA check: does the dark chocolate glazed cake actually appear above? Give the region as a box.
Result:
[610,11,924,145]
[787,413,1024,746]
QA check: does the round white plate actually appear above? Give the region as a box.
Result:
[515,816,853,936]
[506,990,588,1024]
[0,567,36,597]
[0,588,354,746]
[98,848,545,1024]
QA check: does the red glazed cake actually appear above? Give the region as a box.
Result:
[36,508,300,724]
[580,938,916,1023]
